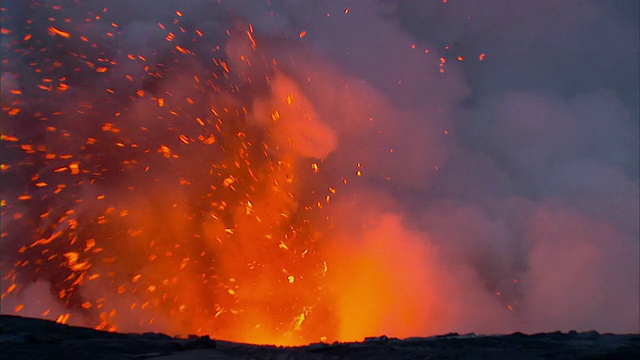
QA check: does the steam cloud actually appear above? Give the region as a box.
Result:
[1,0,638,342]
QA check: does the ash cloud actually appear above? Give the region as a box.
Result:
[1,0,638,340]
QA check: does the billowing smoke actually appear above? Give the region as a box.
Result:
[1,0,638,344]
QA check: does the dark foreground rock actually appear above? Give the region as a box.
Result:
[1,315,638,359]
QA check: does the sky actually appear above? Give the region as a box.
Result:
[1,0,638,343]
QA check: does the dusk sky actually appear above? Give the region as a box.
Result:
[1,0,638,344]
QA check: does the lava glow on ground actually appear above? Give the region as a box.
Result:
[1,0,639,346]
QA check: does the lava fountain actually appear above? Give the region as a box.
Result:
[0,1,441,345]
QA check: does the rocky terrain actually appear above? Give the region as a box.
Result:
[1,315,639,359]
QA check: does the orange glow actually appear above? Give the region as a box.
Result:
[1,21,450,348]
[288,214,442,343]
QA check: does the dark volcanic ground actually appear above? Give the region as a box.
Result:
[1,315,638,359]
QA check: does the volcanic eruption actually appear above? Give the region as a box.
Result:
[1,0,638,346]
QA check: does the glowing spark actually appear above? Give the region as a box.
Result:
[48,26,70,38]
[294,313,305,331]
[1,134,19,142]
[175,45,189,54]
[223,177,235,187]
[247,30,257,50]
[69,162,80,175]
[202,135,216,144]
[64,252,91,271]
[56,313,71,324]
